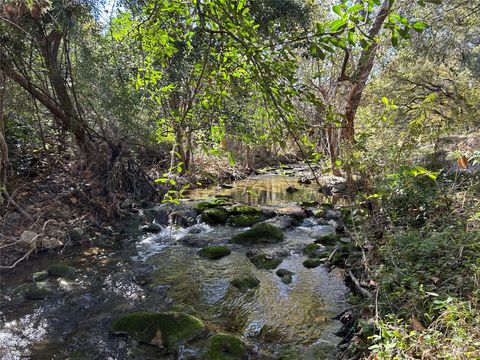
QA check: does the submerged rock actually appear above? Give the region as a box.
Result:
[24,282,53,300]
[303,258,323,268]
[48,263,76,277]
[227,214,264,227]
[201,207,230,225]
[202,333,248,360]
[32,271,49,282]
[303,243,324,258]
[198,246,231,260]
[111,312,205,350]
[249,254,282,270]
[181,234,209,248]
[230,223,284,245]
[230,276,260,290]
[275,269,294,285]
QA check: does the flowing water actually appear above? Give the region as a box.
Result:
[0,170,348,360]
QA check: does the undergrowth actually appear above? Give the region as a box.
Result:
[359,167,480,359]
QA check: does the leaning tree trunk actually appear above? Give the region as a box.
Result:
[342,0,394,143]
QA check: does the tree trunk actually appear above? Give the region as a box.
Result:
[39,30,93,159]
[0,73,7,204]
[342,0,394,143]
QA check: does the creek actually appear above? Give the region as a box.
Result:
[0,168,349,360]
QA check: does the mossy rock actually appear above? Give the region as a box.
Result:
[250,254,282,270]
[229,205,261,215]
[48,264,76,277]
[313,233,342,246]
[194,199,231,212]
[230,276,260,290]
[201,207,230,225]
[202,333,248,360]
[303,243,322,258]
[32,270,49,282]
[275,269,294,285]
[230,223,284,245]
[303,259,323,268]
[298,200,319,207]
[198,246,231,260]
[111,312,205,350]
[227,214,264,227]
[24,282,53,300]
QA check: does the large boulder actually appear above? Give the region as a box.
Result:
[230,223,284,245]
[201,333,248,360]
[111,312,205,350]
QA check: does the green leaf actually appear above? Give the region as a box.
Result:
[412,21,428,32]
[329,19,347,32]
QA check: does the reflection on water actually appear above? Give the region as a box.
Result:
[189,175,323,205]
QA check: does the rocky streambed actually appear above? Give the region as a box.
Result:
[0,171,363,360]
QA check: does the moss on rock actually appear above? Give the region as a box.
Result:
[229,205,261,215]
[198,246,231,260]
[303,243,322,257]
[303,259,323,268]
[24,282,53,300]
[227,214,264,227]
[275,269,294,285]
[32,270,49,282]
[202,333,248,360]
[250,254,282,270]
[230,276,260,290]
[201,207,230,225]
[111,312,205,350]
[230,223,284,245]
[48,264,76,277]
[194,198,232,212]
[313,233,342,246]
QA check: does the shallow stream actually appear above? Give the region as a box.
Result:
[0,170,348,359]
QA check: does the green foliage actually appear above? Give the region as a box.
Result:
[380,166,443,227]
